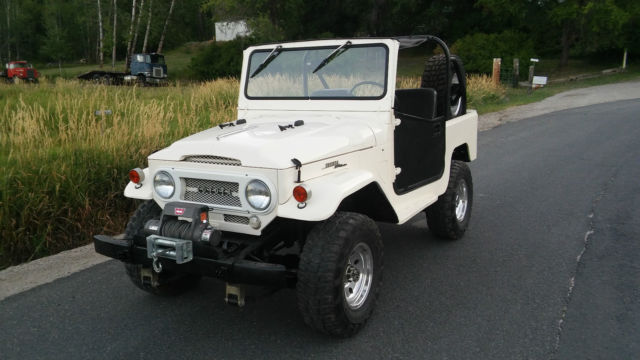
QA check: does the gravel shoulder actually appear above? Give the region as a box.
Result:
[478,79,640,131]
[2,79,640,301]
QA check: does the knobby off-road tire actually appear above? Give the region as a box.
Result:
[297,212,383,337]
[426,160,473,240]
[421,54,467,118]
[124,200,200,296]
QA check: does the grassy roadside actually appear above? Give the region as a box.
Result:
[470,65,640,114]
[0,79,238,269]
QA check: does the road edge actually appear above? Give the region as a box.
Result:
[0,244,110,301]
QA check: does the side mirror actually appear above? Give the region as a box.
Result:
[5,63,8,69]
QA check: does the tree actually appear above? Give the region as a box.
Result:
[142,0,152,53]
[131,0,144,53]
[156,0,175,54]
[112,0,117,68]
[125,0,137,70]
[97,0,105,67]
[5,0,11,60]
[41,2,72,74]
[478,0,631,67]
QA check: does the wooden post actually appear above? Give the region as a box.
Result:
[528,65,534,84]
[513,58,519,88]
[492,58,501,86]
[622,48,628,69]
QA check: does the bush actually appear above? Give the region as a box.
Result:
[188,37,258,80]
[451,30,536,76]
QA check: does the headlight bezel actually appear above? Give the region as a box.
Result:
[153,170,175,199]
[245,179,271,211]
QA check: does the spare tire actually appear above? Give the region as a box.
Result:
[421,54,467,118]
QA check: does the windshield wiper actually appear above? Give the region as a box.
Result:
[312,41,352,74]
[250,45,283,78]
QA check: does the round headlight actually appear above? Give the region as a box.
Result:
[154,171,175,199]
[246,180,271,211]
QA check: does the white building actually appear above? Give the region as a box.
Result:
[215,21,251,42]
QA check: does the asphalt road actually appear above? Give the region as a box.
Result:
[2,100,639,359]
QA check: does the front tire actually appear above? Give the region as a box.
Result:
[426,160,473,240]
[297,212,383,337]
[124,200,200,296]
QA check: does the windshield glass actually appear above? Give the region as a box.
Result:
[150,55,165,64]
[9,62,27,69]
[245,44,388,99]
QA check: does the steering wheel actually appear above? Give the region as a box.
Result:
[350,81,384,95]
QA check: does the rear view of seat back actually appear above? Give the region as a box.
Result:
[394,88,437,120]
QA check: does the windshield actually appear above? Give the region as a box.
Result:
[150,55,165,64]
[245,44,388,99]
[9,62,28,69]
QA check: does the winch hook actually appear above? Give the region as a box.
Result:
[152,253,163,273]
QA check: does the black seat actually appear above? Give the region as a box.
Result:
[394,88,437,120]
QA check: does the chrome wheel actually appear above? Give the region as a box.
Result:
[455,179,468,222]
[343,242,374,310]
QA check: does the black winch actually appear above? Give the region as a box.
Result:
[144,202,221,245]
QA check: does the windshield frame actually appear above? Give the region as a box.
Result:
[244,43,389,101]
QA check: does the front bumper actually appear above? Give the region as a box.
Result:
[94,234,292,287]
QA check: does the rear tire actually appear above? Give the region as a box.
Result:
[426,160,473,240]
[297,212,383,337]
[421,54,467,118]
[124,200,200,296]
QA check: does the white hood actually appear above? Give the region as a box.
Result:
[148,120,376,169]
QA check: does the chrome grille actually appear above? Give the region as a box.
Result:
[27,70,34,78]
[183,178,241,207]
[153,67,163,77]
[183,155,241,166]
[224,214,249,224]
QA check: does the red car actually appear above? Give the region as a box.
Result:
[2,61,39,83]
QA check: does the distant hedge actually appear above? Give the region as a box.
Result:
[451,31,536,76]
[188,37,259,80]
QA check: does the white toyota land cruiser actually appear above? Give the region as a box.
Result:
[94,35,477,337]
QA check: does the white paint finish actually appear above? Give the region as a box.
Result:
[148,116,377,169]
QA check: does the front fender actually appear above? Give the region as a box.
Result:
[123,168,153,199]
[277,169,375,221]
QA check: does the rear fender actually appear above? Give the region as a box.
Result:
[277,169,375,221]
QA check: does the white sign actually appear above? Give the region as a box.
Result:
[532,76,547,85]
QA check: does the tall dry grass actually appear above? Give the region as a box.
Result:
[0,79,238,268]
[397,74,506,108]
[466,74,506,107]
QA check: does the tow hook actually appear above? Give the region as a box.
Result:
[152,253,163,273]
[225,283,246,307]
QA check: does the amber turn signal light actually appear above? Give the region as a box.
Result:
[293,185,310,203]
[129,168,145,184]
